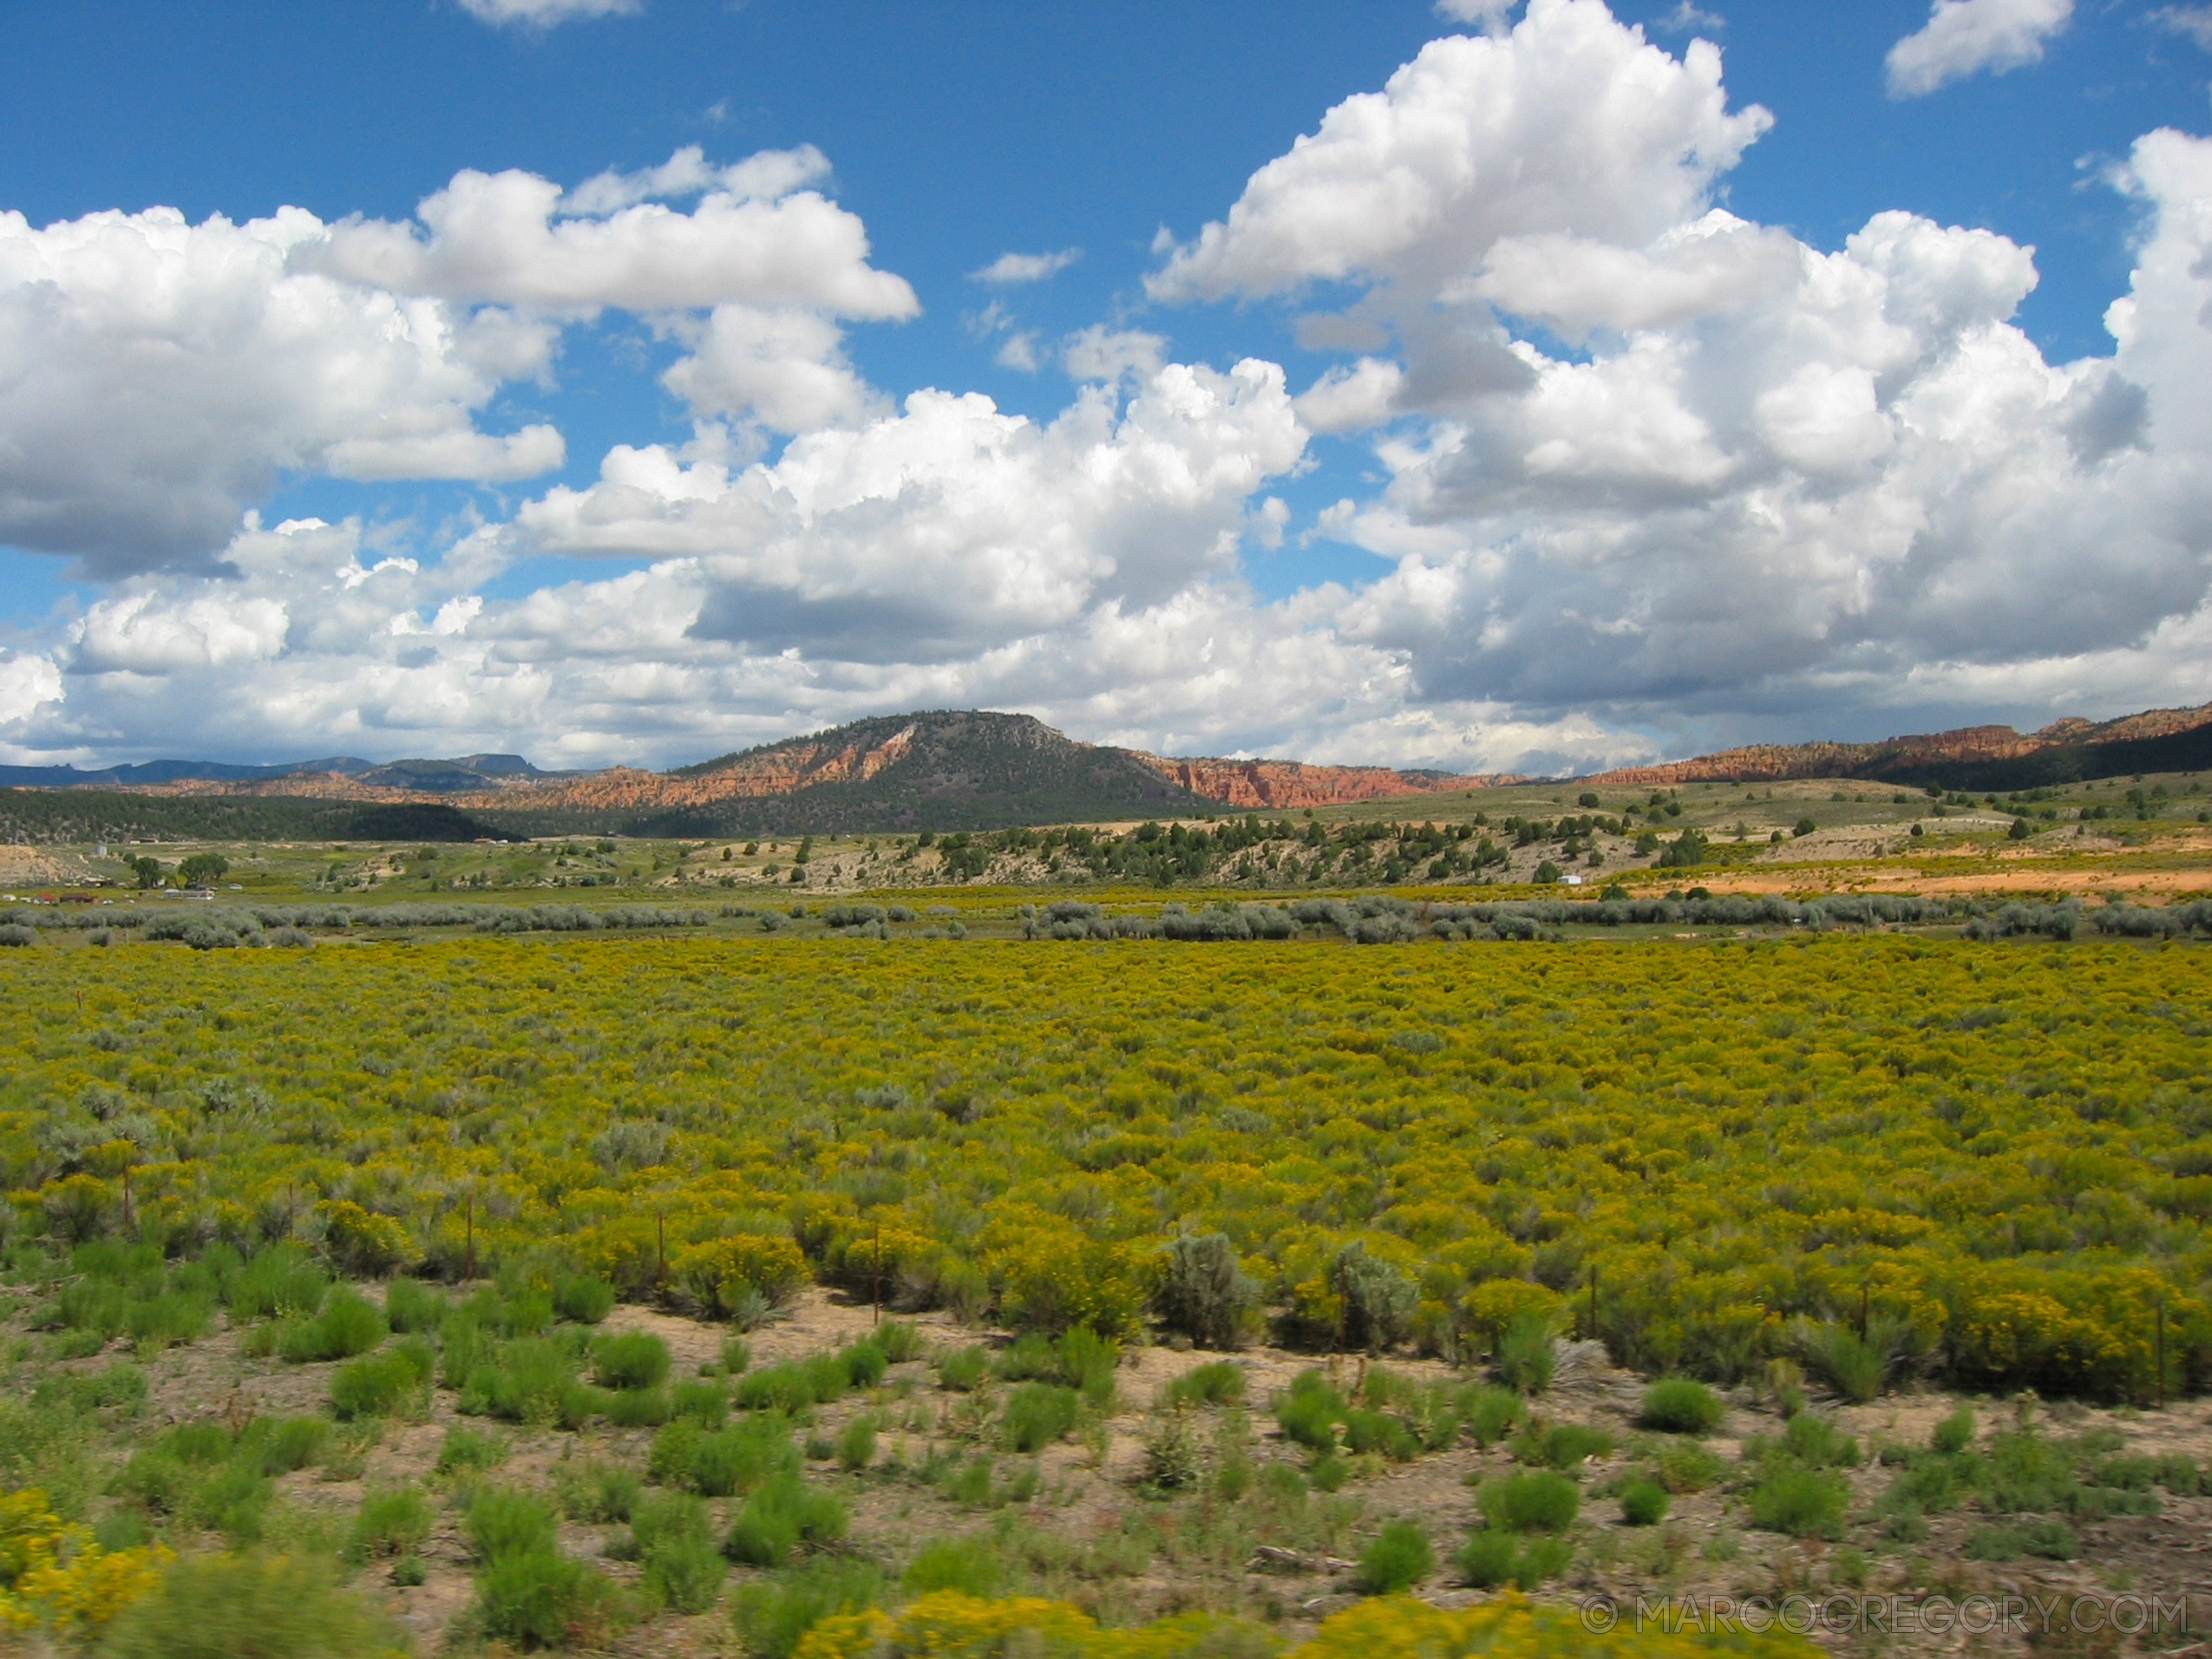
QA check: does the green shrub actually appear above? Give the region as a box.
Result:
[1511,1421,1614,1469]
[1057,1325,1120,1406]
[1478,1471,1580,1533]
[1748,1466,1849,1538]
[1508,1534,1574,1589]
[1803,1323,1885,1403]
[125,1292,213,1349]
[462,1337,595,1428]
[1494,1311,1555,1394]
[628,1490,714,1558]
[553,1275,617,1324]
[1639,1379,1724,1435]
[329,1351,419,1420]
[383,1277,445,1334]
[1354,1519,1434,1594]
[279,1290,387,1363]
[553,1458,638,1523]
[1781,1413,1861,1468]
[729,1558,885,1659]
[1964,1517,2078,1562]
[1462,1385,1525,1448]
[841,1339,888,1389]
[229,1248,328,1322]
[652,1416,798,1498]
[734,1362,820,1414]
[1167,1361,1247,1408]
[671,1380,729,1428]
[724,1473,849,1567]
[348,1484,434,1562]
[95,1553,401,1659]
[474,1550,619,1650]
[1275,1374,1346,1451]
[902,1537,1006,1599]
[645,1534,727,1614]
[720,1336,752,1376]
[1307,1453,1350,1492]
[801,1352,852,1405]
[1456,1527,1517,1589]
[436,1424,507,1475]
[874,1321,925,1363]
[1342,1408,1419,1461]
[1456,1529,1570,1590]
[467,1486,559,1563]
[1000,1383,1079,1453]
[604,1386,671,1428]
[592,1330,671,1391]
[252,1417,330,1475]
[935,1346,989,1391]
[1931,1406,1976,1456]
[1619,1479,1670,1526]
[834,1416,877,1473]
[1654,1440,1727,1494]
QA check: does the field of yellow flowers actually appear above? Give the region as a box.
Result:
[0,927,2206,1656]
[4,931,2205,1401]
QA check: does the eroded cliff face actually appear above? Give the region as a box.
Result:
[1587,703,2212,787]
[1131,755,1520,808]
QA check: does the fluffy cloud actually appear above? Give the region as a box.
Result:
[563,145,831,216]
[304,148,915,437]
[8,1,2212,778]
[971,249,1082,284]
[308,160,916,317]
[658,306,880,432]
[515,357,1306,663]
[0,147,919,581]
[0,205,564,576]
[1884,0,2073,99]
[458,0,640,27]
[1157,0,2212,741]
[1148,0,1770,305]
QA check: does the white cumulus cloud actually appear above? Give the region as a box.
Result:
[308,161,916,317]
[970,248,1082,284]
[515,357,1306,664]
[1148,0,1770,305]
[0,205,564,576]
[1885,0,2073,99]
[458,0,640,28]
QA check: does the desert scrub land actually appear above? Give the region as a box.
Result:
[0,1272,2204,1657]
[0,929,2207,1652]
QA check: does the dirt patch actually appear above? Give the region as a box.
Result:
[31,1291,2212,1657]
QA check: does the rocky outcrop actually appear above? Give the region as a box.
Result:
[1133,755,1522,808]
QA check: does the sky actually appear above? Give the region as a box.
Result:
[3,0,2212,775]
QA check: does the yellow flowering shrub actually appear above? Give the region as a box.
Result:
[792,1591,1823,1659]
[674,1232,810,1315]
[0,1488,171,1637]
[3,933,2207,1399]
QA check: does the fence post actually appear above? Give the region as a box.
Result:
[2156,1296,2167,1410]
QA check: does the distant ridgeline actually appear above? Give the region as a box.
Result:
[1588,702,2212,793]
[0,791,502,846]
[3,701,2209,843]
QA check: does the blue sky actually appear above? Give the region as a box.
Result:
[3,0,2211,772]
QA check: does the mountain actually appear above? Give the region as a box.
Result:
[1,714,1506,835]
[12,699,2205,845]
[0,753,545,792]
[625,712,1215,834]
[1587,702,2212,792]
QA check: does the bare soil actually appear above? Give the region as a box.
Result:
[43,1287,2212,1657]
